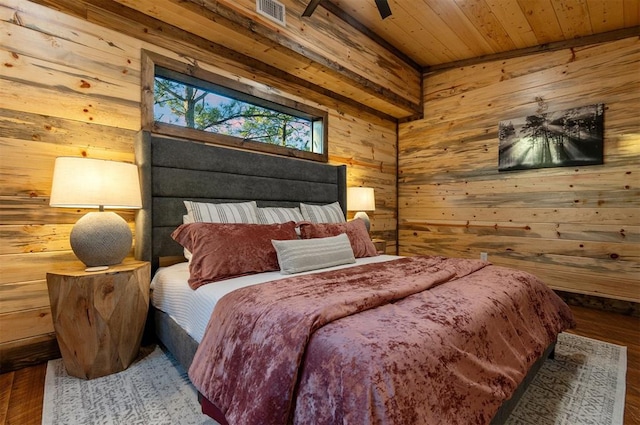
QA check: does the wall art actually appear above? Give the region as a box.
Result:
[498,103,604,171]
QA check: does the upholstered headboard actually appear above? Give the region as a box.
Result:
[134,132,347,272]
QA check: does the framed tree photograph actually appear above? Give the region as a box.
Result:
[498,103,604,171]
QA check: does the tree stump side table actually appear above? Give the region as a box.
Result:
[372,238,387,255]
[46,261,151,379]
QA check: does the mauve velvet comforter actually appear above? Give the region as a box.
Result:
[188,256,575,425]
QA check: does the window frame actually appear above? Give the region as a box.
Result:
[141,51,329,162]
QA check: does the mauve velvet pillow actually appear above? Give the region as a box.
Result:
[171,221,298,289]
[299,218,378,258]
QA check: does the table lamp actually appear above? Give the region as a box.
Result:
[347,187,375,232]
[49,157,142,271]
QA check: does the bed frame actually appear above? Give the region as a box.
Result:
[134,131,553,424]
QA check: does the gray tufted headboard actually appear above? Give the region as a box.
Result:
[134,132,347,272]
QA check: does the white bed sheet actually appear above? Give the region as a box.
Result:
[151,255,401,343]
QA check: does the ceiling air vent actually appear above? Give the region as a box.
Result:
[256,0,286,27]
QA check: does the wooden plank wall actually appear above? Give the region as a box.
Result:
[107,0,422,118]
[0,0,397,370]
[398,36,639,303]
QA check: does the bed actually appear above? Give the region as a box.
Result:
[134,131,575,425]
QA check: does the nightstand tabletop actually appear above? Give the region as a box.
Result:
[47,259,148,277]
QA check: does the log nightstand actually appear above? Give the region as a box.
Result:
[46,261,151,379]
[372,238,387,254]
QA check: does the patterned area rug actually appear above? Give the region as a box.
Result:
[42,347,217,425]
[507,332,627,425]
[42,332,626,425]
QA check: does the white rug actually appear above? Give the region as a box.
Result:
[507,332,627,425]
[42,332,626,425]
[42,347,218,425]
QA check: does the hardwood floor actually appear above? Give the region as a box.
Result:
[1,305,638,425]
[0,360,46,425]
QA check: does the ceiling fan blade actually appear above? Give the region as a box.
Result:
[374,0,392,19]
[302,0,323,17]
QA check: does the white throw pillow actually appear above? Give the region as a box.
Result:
[272,233,355,274]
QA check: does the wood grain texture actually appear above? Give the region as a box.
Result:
[331,0,639,68]
[0,307,55,345]
[26,0,419,118]
[398,36,640,302]
[0,334,60,373]
[0,361,46,424]
[46,261,150,379]
[0,0,398,366]
[0,281,49,314]
[111,0,421,114]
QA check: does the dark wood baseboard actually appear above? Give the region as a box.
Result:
[555,290,639,317]
[0,334,61,374]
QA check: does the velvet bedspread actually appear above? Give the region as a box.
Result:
[188,256,575,425]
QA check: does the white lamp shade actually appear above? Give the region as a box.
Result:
[50,157,142,209]
[347,187,375,211]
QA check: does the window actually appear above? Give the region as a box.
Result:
[142,52,328,162]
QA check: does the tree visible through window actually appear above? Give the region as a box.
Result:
[153,74,324,156]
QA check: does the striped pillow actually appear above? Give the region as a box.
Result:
[257,206,304,224]
[299,201,345,223]
[272,233,355,274]
[184,200,259,224]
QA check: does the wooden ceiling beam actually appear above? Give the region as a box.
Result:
[34,0,409,121]
[424,26,640,73]
[184,0,420,115]
[29,0,420,119]
[302,0,322,17]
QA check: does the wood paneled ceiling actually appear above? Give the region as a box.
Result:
[331,0,640,69]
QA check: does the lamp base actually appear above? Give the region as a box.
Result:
[85,266,110,272]
[70,212,132,268]
[354,211,371,233]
